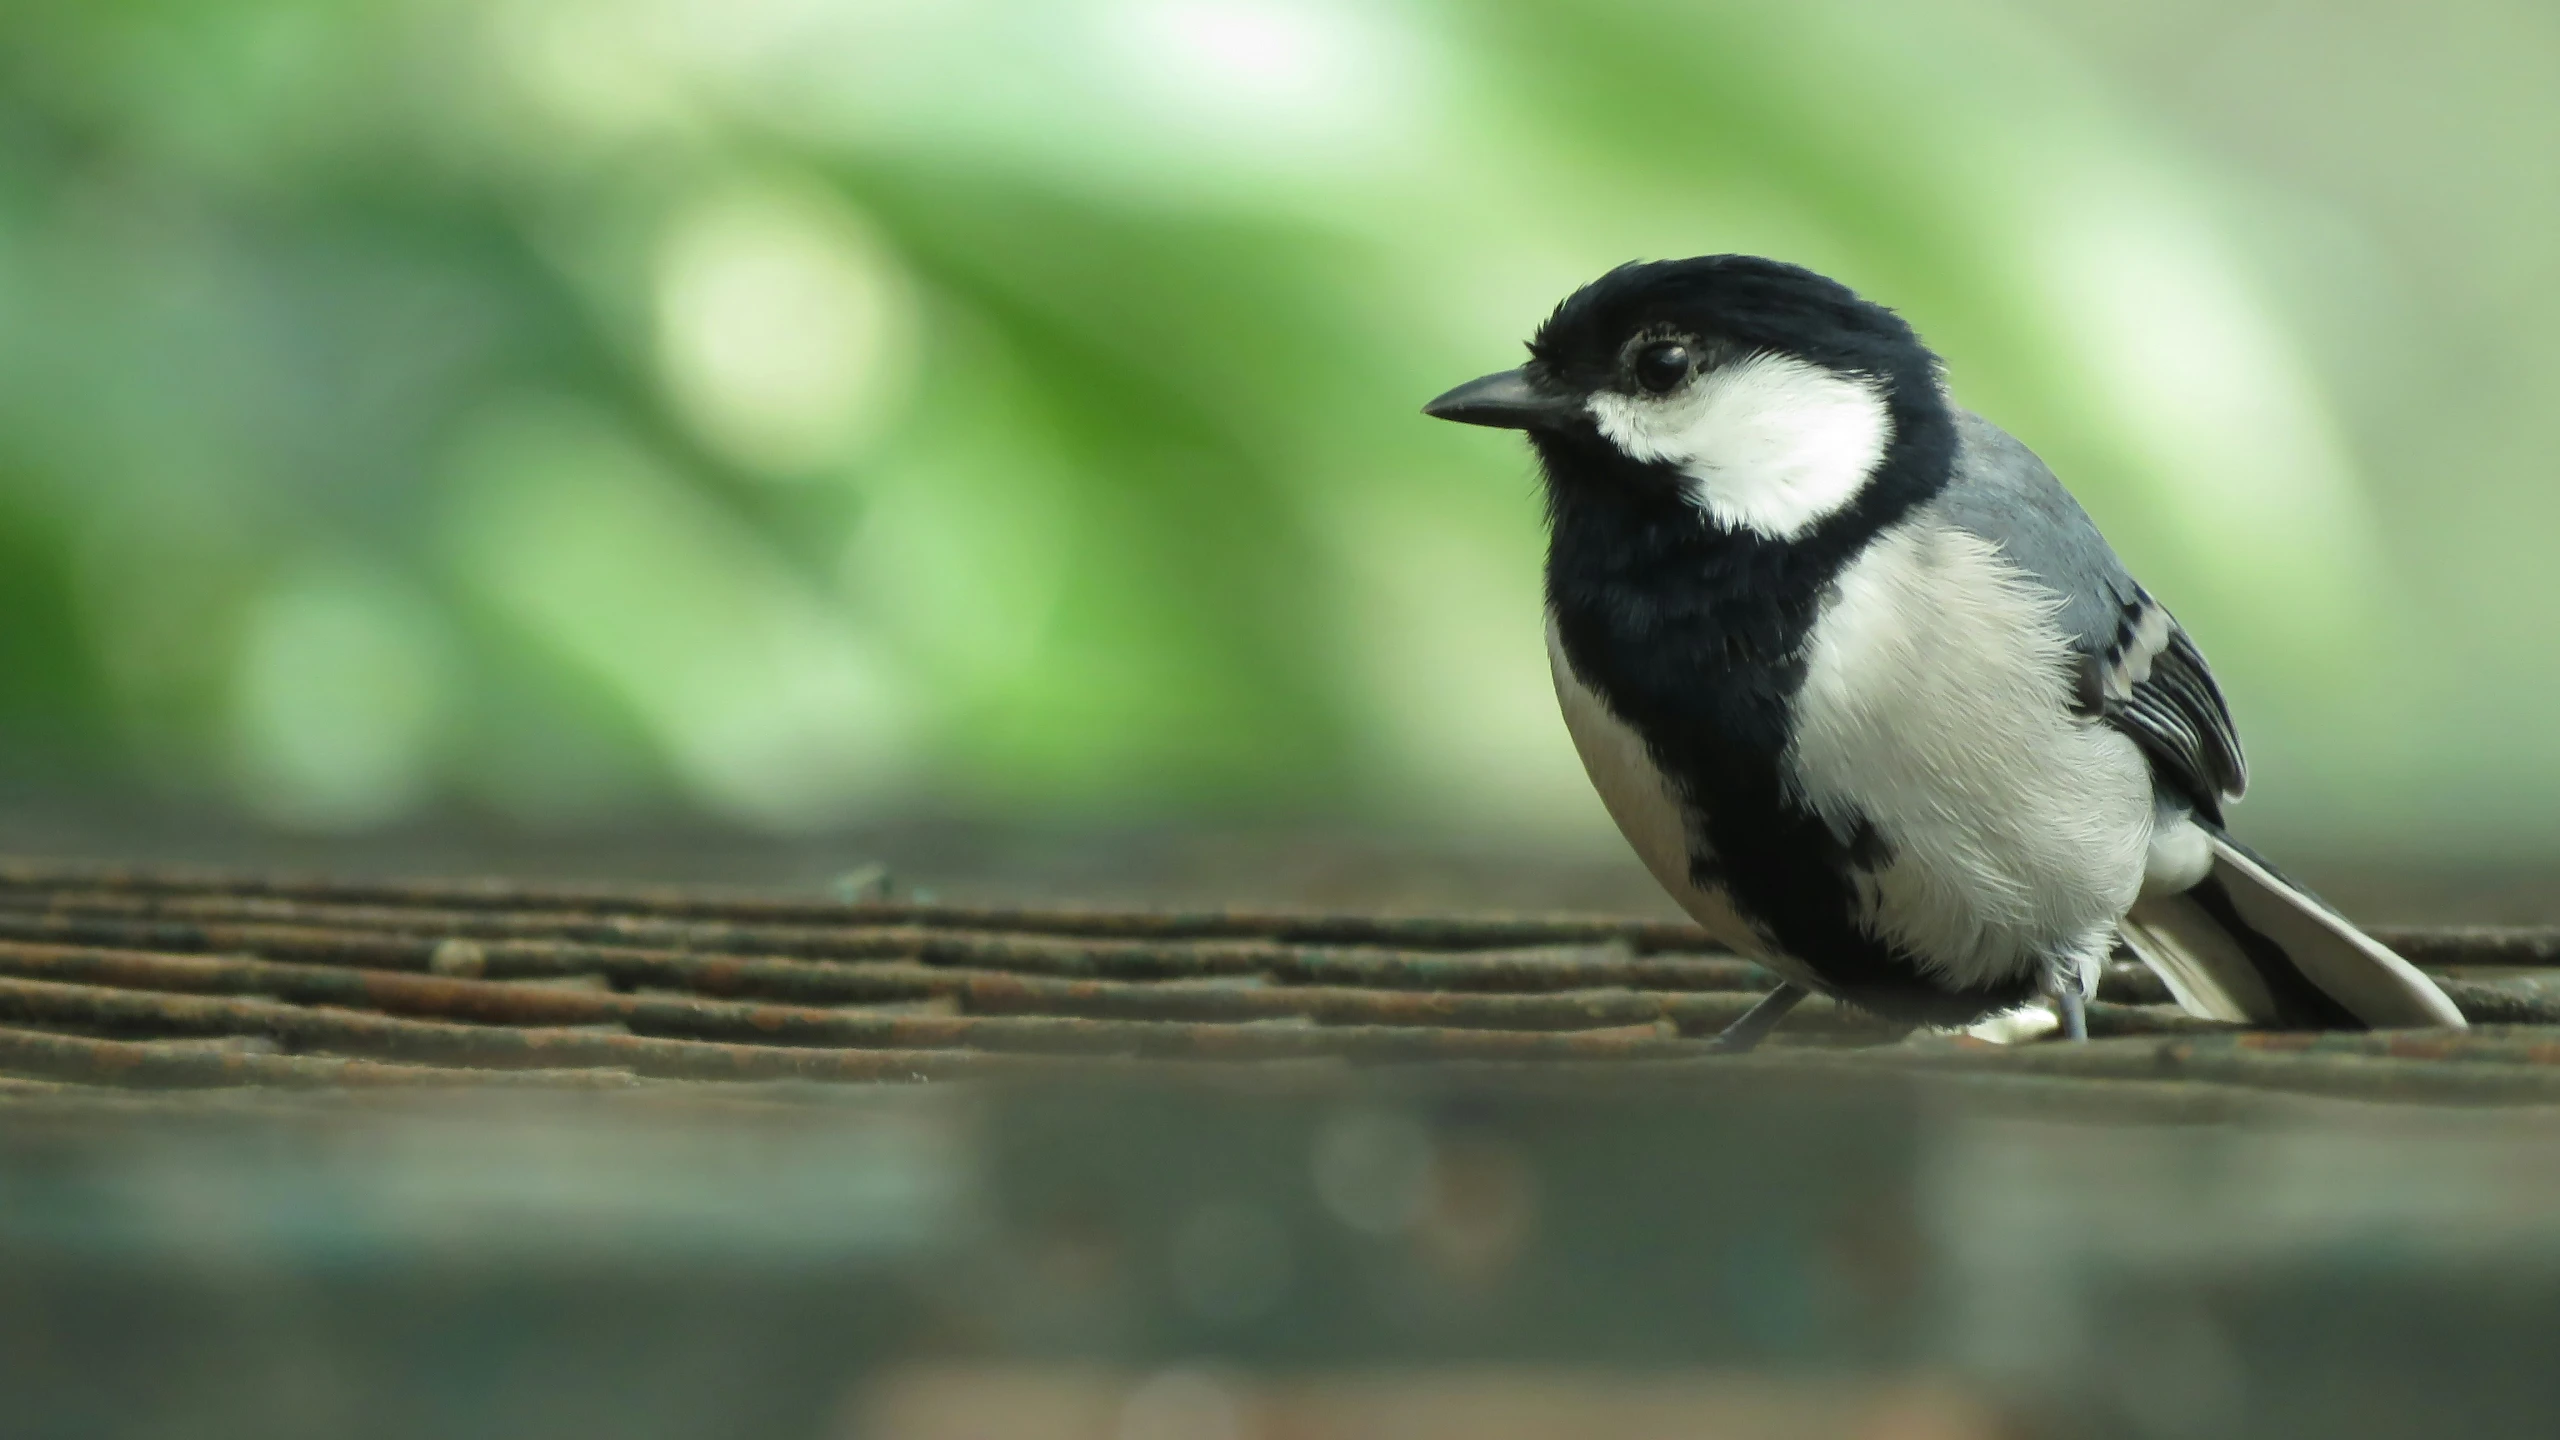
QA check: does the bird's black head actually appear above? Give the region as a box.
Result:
[1425,256,1953,541]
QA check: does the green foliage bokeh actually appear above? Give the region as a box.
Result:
[1,0,2551,853]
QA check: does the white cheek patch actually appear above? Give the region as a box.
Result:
[1586,353,1892,540]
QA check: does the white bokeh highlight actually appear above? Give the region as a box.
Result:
[654,184,916,477]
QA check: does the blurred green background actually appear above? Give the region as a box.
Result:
[1,0,2555,890]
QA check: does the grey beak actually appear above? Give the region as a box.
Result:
[1422,368,1578,430]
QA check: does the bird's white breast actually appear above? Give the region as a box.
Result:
[1545,617,1786,970]
[1785,517,2154,991]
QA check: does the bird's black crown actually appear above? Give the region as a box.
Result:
[1527,255,1939,399]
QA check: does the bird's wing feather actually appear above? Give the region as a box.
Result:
[1934,412,2246,820]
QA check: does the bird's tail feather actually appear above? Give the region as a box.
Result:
[2120,829,2465,1030]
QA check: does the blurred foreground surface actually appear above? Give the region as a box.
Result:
[6,1075,2560,1440]
[2,858,2559,1440]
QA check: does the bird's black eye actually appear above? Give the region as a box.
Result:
[1633,340,1692,395]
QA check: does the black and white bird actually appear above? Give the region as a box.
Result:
[1424,255,2464,1047]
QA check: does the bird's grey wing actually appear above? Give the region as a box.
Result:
[1936,412,2246,822]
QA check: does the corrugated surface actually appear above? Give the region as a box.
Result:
[0,857,2556,1103]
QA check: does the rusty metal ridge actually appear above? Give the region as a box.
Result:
[1829,1031,2560,1104]
[0,937,1910,1038]
[0,1025,658,1090]
[0,856,2548,961]
[2,892,2537,1003]
[0,903,2232,1016]
[0,962,1743,1067]
[0,895,1697,986]
[0,858,1700,948]
[17,899,2560,1029]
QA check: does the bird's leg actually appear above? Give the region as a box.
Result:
[1706,982,1808,1053]
[2050,981,2088,1042]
